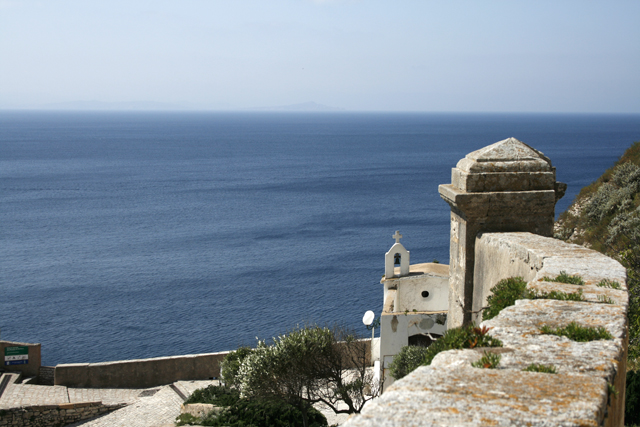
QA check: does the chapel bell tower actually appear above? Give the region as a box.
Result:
[385,231,410,278]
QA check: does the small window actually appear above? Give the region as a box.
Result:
[421,291,430,298]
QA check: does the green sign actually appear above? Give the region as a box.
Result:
[5,346,29,366]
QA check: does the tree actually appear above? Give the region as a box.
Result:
[227,325,379,427]
[309,326,379,415]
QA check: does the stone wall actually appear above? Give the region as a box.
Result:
[344,232,629,426]
[54,339,375,389]
[36,368,54,386]
[0,402,124,427]
[55,351,229,389]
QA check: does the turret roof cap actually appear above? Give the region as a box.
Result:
[456,137,553,173]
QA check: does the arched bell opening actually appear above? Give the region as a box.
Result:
[394,253,401,266]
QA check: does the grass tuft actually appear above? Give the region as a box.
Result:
[542,271,585,285]
[597,294,616,304]
[527,289,584,302]
[483,277,586,321]
[539,322,613,342]
[523,363,557,374]
[471,351,501,369]
[597,279,622,290]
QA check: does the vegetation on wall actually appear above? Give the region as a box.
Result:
[555,141,640,365]
[482,277,528,321]
[471,351,501,369]
[539,322,613,342]
[553,141,640,425]
[482,276,584,321]
[523,364,557,374]
[542,271,585,286]
[388,324,502,380]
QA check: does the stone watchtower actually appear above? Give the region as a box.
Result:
[438,138,566,328]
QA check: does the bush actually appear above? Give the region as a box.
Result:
[389,325,502,380]
[388,345,430,381]
[483,277,584,322]
[180,385,328,427]
[626,370,640,426]
[233,325,377,421]
[184,384,241,407]
[220,347,253,389]
[483,277,528,321]
[553,141,640,419]
[202,395,327,427]
[176,413,200,426]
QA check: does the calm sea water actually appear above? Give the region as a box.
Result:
[1,111,639,366]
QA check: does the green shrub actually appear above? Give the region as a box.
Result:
[184,384,241,407]
[522,364,557,374]
[542,271,585,285]
[388,345,430,381]
[389,325,502,380]
[220,347,253,389]
[539,322,613,342]
[181,385,328,427]
[471,351,501,369]
[527,289,584,302]
[201,396,327,427]
[626,370,640,425]
[597,279,622,290]
[422,325,502,367]
[483,277,528,321]
[483,277,585,322]
[176,413,200,426]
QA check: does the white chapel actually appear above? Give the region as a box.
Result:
[378,230,450,390]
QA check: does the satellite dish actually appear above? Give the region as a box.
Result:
[362,310,375,326]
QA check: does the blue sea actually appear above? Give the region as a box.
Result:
[1,111,639,366]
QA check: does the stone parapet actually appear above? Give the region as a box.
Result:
[344,232,628,426]
[0,402,125,427]
[55,351,229,389]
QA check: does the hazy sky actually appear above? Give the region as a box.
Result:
[1,0,639,112]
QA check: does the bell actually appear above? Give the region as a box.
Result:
[394,254,401,265]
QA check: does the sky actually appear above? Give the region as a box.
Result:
[1,0,639,113]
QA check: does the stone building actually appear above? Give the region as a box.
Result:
[379,231,449,390]
[348,137,628,426]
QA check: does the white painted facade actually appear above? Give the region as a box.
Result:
[378,261,450,391]
[384,231,410,279]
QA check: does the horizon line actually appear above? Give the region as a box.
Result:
[2,108,640,115]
